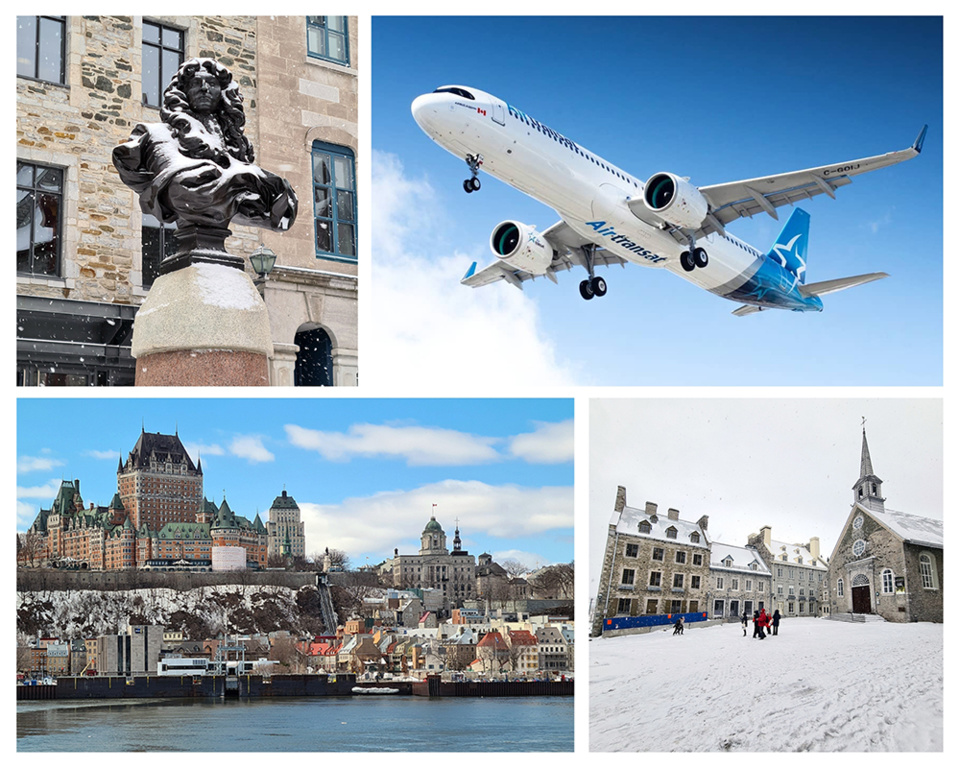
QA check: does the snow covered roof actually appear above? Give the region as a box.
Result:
[861,505,943,548]
[710,542,771,574]
[768,539,827,569]
[612,504,709,548]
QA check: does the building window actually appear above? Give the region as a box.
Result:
[758,582,764,592]
[648,571,661,588]
[919,553,938,590]
[745,579,752,591]
[17,16,66,83]
[716,577,724,589]
[625,543,638,558]
[692,553,703,566]
[690,532,700,543]
[732,578,739,590]
[142,20,184,108]
[17,161,63,277]
[638,520,651,534]
[852,539,866,557]
[652,547,664,561]
[837,578,844,597]
[616,598,631,614]
[312,141,357,261]
[777,585,783,596]
[881,568,894,594]
[620,568,635,586]
[675,551,686,565]
[672,573,684,589]
[713,599,724,617]
[141,213,177,287]
[307,16,349,66]
[690,575,701,589]
[670,600,682,613]
[665,526,677,539]
[645,599,658,615]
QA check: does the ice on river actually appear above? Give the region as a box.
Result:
[590,617,942,752]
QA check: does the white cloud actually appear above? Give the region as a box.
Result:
[17,480,63,500]
[229,435,274,463]
[509,419,574,463]
[17,455,64,473]
[367,151,578,389]
[18,500,40,529]
[84,450,119,460]
[489,549,554,572]
[296,480,573,561]
[183,441,226,460]
[285,422,500,465]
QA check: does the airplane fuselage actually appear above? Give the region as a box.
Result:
[412,86,824,311]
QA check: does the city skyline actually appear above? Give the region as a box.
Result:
[17,398,574,571]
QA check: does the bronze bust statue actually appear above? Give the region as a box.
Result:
[113,57,297,272]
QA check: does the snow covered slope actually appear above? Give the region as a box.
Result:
[590,617,942,751]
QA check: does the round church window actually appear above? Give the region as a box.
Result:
[853,515,864,530]
[852,539,866,557]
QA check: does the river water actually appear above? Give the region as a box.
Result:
[18,695,574,751]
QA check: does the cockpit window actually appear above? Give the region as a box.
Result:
[433,86,475,100]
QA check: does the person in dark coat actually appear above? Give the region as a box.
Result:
[741,610,749,636]
[673,616,684,635]
[772,609,781,636]
[752,610,762,638]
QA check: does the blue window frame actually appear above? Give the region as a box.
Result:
[311,141,356,262]
[306,17,349,66]
[17,16,66,84]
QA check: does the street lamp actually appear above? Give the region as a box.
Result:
[249,244,277,279]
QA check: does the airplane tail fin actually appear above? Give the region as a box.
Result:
[798,272,889,298]
[765,208,810,284]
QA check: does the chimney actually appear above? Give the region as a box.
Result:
[667,508,680,521]
[808,537,820,561]
[644,501,658,516]
[760,525,772,548]
[614,486,627,513]
[697,515,709,531]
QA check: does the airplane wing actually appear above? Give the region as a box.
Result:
[461,219,626,290]
[695,126,927,236]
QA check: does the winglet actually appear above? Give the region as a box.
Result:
[462,262,478,282]
[913,124,928,154]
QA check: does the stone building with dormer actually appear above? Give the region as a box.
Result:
[708,542,773,620]
[746,527,829,618]
[826,428,943,623]
[592,486,711,636]
[17,15,357,386]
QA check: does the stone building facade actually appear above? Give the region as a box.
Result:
[384,516,477,611]
[746,527,828,618]
[17,15,357,386]
[266,489,306,561]
[707,542,773,619]
[826,429,943,623]
[592,487,711,636]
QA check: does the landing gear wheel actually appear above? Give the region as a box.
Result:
[680,250,695,272]
[590,276,607,297]
[463,180,473,193]
[470,177,481,191]
[579,279,595,300]
[693,247,709,268]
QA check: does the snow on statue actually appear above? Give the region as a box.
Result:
[113,57,297,236]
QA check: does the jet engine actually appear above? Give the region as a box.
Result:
[490,221,553,275]
[643,172,709,230]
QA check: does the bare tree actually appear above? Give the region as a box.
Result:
[500,558,528,578]
[530,562,575,599]
[17,532,45,568]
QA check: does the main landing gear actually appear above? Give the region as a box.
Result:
[680,247,709,272]
[463,154,483,193]
[578,243,608,300]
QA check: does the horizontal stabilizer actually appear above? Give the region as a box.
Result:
[732,304,765,317]
[798,272,889,298]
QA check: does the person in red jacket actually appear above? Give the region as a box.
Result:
[758,609,770,639]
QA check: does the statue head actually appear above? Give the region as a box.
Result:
[160,57,254,163]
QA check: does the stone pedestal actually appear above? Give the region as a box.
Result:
[131,261,273,386]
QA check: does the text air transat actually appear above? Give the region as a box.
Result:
[411,85,926,314]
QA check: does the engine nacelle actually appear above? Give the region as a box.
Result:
[643,172,709,230]
[490,221,553,275]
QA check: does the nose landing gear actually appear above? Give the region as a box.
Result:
[463,154,483,193]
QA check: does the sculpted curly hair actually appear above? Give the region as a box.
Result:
[160,57,255,164]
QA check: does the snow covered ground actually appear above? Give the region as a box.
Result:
[590,617,942,752]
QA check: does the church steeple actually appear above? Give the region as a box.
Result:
[853,422,885,512]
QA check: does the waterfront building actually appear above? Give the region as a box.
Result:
[826,428,943,622]
[96,625,163,675]
[17,15,358,386]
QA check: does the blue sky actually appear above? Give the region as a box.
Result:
[16,397,574,570]
[371,16,943,386]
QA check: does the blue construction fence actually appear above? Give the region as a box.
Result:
[602,611,708,633]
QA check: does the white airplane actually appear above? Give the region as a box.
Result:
[411,85,926,314]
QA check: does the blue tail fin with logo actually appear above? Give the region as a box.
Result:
[765,208,810,284]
